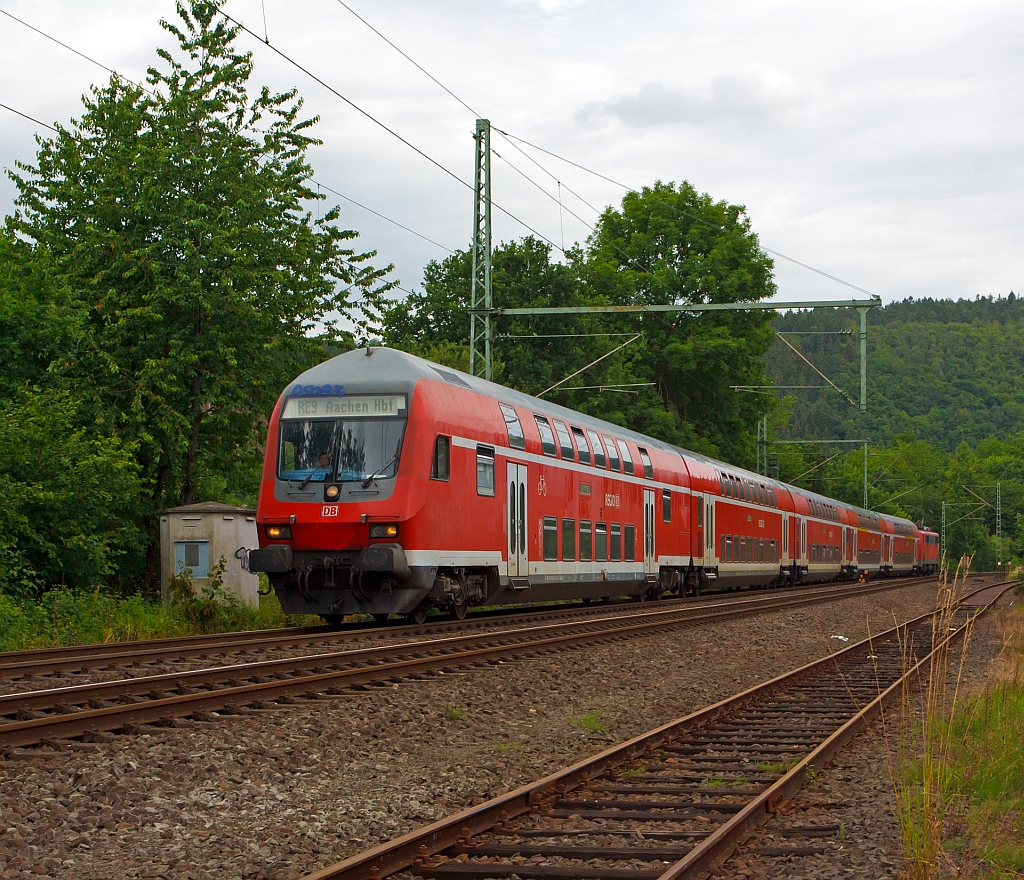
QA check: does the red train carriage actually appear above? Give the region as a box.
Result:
[249,348,932,622]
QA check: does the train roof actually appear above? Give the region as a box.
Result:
[290,347,916,531]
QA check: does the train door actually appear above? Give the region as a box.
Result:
[691,493,704,560]
[841,529,846,562]
[791,516,801,560]
[643,489,656,574]
[706,496,717,564]
[782,512,789,559]
[801,520,808,562]
[506,462,528,579]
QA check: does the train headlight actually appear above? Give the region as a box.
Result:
[325,484,340,501]
[265,524,292,540]
[370,523,399,539]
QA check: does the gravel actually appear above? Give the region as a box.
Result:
[0,578,975,880]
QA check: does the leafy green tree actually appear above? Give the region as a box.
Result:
[381,182,777,466]
[6,1,390,587]
[579,181,777,463]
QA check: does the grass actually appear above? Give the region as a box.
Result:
[885,555,977,880]
[755,760,797,775]
[936,601,1024,875]
[572,709,607,733]
[0,579,319,651]
[495,741,522,752]
[883,556,1024,878]
[445,705,464,721]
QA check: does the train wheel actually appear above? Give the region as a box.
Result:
[406,603,429,625]
[450,599,468,621]
[323,615,344,628]
[372,613,390,624]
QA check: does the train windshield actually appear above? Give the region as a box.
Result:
[278,417,406,484]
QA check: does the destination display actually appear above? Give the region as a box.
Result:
[282,395,406,419]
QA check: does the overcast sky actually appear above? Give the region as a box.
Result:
[1,0,1021,307]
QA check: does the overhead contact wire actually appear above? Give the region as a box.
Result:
[216,7,565,253]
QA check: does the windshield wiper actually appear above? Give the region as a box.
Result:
[299,424,342,490]
[361,451,400,489]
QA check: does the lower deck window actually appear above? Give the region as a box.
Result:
[580,521,592,562]
[562,519,576,561]
[596,522,608,562]
[624,525,635,562]
[610,524,622,561]
[543,517,558,561]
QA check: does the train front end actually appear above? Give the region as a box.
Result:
[248,349,430,622]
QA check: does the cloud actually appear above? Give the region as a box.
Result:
[580,73,799,131]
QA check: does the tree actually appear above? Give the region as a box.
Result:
[0,390,143,598]
[7,1,391,588]
[574,181,777,463]
[380,182,778,467]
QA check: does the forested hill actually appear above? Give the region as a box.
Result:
[767,294,1024,450]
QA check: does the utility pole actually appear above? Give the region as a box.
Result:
[469,119,492,381]
[858,306,869,412]
[997,481,1002,569]
[756,415,769,476]
[941,500,946,561]
[864,442,869,509]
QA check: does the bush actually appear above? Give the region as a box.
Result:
[0,585,298,652]
[0,388,144,598]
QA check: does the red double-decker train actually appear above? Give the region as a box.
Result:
[249,348,940,623]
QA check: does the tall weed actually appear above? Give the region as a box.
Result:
[885,555,976,880]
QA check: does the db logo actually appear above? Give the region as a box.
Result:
[321,505,339,517]
[537,476,548,496]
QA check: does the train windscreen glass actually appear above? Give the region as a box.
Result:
[278,394,406,484]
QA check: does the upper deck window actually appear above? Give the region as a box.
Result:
[499,403,526,450]
[616,440,634,475]
[587,431,607,468]
[638,447,654,479]
[602,435,620,471]
[534,416,557,457]
[571,427,591,465]
[553,420,575,460]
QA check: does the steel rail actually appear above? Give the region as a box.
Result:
[0,576,941,679]
[298,579,1014,880]
[0,578,927,748]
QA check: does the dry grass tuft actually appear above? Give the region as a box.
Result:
[883,555,976,880]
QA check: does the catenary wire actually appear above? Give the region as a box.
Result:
[498,130,879,298]
[327,1,879,299]
[0,6,155,97]
[314,180,455,254]
[0,101,58,132]
[214,7,565,254]
[331,0,606,220]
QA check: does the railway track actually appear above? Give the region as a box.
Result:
[0,574,957,683]
[0,576,938,749]
[299,579,1015,880]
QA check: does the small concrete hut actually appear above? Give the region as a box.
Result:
[158,502,260,607]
